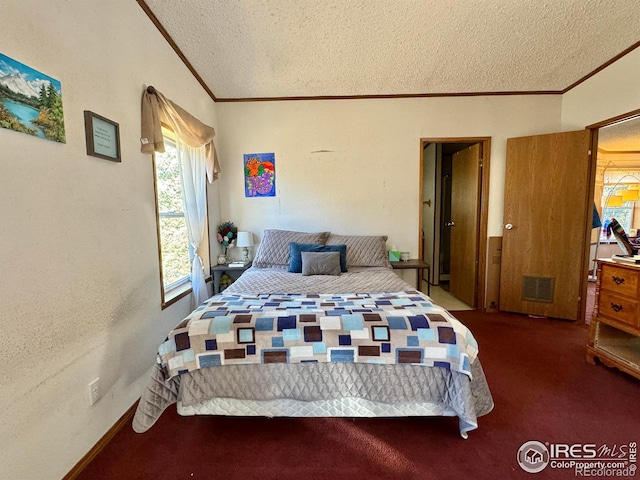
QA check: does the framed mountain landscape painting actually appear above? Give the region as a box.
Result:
[0,52,66,143]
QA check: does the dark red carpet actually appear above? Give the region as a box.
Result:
[74,311,640,480]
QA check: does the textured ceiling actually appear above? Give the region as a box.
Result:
[599,116,640,152]
[141,0,640,100]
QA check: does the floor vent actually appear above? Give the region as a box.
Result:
[522,276,554,303]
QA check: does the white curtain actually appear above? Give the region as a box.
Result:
[176,139,209,308]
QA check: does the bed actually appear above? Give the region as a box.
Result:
[133,230,493,438]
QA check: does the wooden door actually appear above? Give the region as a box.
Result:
[450,144,481,306]
[500,130,591,320]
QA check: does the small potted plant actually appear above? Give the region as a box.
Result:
[216,221,237,264]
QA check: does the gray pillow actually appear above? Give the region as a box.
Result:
[301,251,341,276]
[252,229,330,267]
[326,234,391,267]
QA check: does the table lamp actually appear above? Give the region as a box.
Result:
[236,231,253,264]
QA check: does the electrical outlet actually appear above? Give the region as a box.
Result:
[89,378,100,405]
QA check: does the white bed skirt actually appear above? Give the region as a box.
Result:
[177,397,473,438]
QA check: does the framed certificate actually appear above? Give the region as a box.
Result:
[84,111,121,162]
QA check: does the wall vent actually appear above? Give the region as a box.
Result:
[522,276,554,303]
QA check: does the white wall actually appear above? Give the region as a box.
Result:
[216,95,561,264]
[561,47,640,129]
[0,1,219,478]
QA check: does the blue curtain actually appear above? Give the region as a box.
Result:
[592,203,602,229]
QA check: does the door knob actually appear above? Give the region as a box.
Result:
[445,221,455,227]
[505,223,514,230]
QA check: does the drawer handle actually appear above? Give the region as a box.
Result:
[610,303,624,312]
[612,275,626,285]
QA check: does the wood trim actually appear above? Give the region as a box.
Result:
[477,138,491,311]
[161,285,192,309]
[150,151,169,307]
[136,0,218,102]
[578,128,599,323]
[161,276,213,309]
[215,91,561,103]
[587,108,640,130]
[62,401,138,480]
[418,141,425,270]
[563,40,640,94]
[152,127,174,308]
[421,137,493,144]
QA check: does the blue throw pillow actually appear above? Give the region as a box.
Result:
[288,242,347,273]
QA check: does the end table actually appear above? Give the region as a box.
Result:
[210,262,252,294]
[390,259,431,295]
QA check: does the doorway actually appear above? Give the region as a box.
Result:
[420,137,491,310]
[585,109,640,323]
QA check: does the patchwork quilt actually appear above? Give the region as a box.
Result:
[157,290,478,381]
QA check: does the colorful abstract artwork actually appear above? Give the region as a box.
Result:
[0,52,66,143]
[244,152,276,197]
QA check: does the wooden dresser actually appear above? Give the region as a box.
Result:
[587,259,640,380]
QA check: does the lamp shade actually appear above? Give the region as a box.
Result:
[236,231,253,248]
[607,195,623,207]
[621,189,639,202]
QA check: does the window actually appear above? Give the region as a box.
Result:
[600,185,634,242]
[153,131,193,304]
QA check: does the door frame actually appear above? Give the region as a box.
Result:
[419,137,491,309]
[582,108,640,320]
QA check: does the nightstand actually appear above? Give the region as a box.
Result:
[210,262,252,294]
[390,259,431,295]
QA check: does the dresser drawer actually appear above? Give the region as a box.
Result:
[598,290,639,328]
[600,264,640,298]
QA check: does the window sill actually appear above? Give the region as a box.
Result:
[162,280,192,309]
[161,275,213,310]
